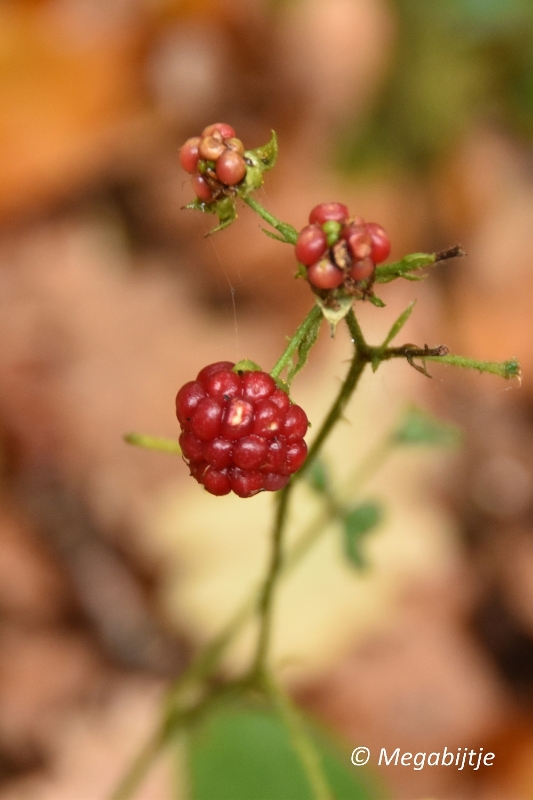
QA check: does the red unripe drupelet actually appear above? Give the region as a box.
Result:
[175,363,309,497]
[201,122,236,139]
[309,202,349,225]
[192,174,214,203]
[365,222,391,263]
[349,257,375,282]
[295,225,328,266]
[307,257,344,290]
[216,151,247,185]
[179,137,201,173]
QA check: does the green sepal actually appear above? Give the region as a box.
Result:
[295,263,307,279]
[233,359,263,373]
[367,294,386,307]
[184,195,237,235]
[239,131,279,195]
[375,252,436,284]
[286,310,322,386]
[342,501,384,570]
[314,294,353,337]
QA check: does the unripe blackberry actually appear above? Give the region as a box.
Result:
[176,363,309,497]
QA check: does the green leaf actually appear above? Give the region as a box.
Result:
[391,406,462,447]
[374,253,436,284]
[368,294,386,307]
[286,310,322,385]
[123,433,181,455]
[381,300,416,349]
[343,502,383,570]
[306,460,329,494]
[186,703,379,800]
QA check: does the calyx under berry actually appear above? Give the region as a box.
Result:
[176,362,308,498]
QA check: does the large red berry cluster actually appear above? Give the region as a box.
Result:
[295,202,391,292]
[179,123,247,204]
[176,362,309,498]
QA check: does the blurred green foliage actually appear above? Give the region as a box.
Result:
[336,0,533,173]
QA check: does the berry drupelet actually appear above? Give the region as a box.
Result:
[176,362,309,498]
[295,202,391,294]
[179,123,248,203]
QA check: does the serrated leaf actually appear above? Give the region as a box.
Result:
[392,406,462,447]
[186,702,378,800]
[306,460,329,494]
[286,311,322,385]
[314,294,353,337]
[343,502,383,569]
[381,300,416,349]
[375,252,436,284]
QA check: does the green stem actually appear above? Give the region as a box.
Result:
[270,305,322,381]
[266,676,333,800]
[251,481,294,676]
[424,353,521,379]
[124,433,182,455]
[242,195,298,244]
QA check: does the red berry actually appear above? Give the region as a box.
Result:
[261,439,287,472]
[192,174,214,203]
[201,122,236,140]
[252,400,284,438]
[262,473,290,492]
[270,389,290,412]
[233,435,268,470]
[205,370,242,399]
[241,371,276,403]
[309,202,349,226]
[295,225,328,266]
[179,431,204,462]
[179,137,201,173]
[343,225,372,260]
[203,468,231,496]
[349,257,374,282]
[282,404,308,442]
[216,151,247,185]
[176,368,309,496]
[365,222,391,263]
[220,397,255,439]
[229,468,264,498]
[176,381,207,428]
[307,258,344,290]
[283,440,308,473]
[197,361,236,385]
[191,397,224,441]
[202,437,233,469]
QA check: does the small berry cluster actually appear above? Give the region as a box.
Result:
[176,362,309,498]
[179,123,247,204]
[295,203,391,292]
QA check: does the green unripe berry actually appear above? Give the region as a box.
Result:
[322,220,342,247]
